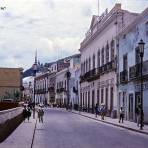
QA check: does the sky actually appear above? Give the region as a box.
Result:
[0,0,148,70]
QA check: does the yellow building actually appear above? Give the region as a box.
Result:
[0,67,23,101]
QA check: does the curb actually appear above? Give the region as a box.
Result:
[31,118,37,148]
[71,111,148,136]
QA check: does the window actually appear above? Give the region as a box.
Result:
[86,59,88,72]
[84,61,86,74]
[146,22,148,37]
[97,89,100,105]
[135,47,140,64]
[123,54,128,70]
[89,57,91,71]
[97,50,100,67]
[101,88,104,103]
[111,40,115,61]
[93,54,95,69]
[106,43,109,63]
[101,47,104,65]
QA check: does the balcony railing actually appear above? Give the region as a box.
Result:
[129,61,148,80]
[120,70,128,83]
[56,88,66,93]
[99,60,116,75]
[48,87,54,92]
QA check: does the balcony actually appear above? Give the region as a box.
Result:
[99,60,116,75]
[59,88,66,92]
[120,70,128,84]
[129,61,148,80]
[56,88,66,93]
[48,87,54,92]
[86,68,100,82]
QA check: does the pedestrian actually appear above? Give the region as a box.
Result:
[100,105,106,120]
[32,107,36,119]
[27,107,32,122]
[38,107,44,123]
[22,106,28,122]
[119,107,124,123]
[136,104,141,127]
[79,105,82,114]
[95,103,99,118]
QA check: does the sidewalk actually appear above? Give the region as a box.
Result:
[0,115,37,148]
[69,109,148,135]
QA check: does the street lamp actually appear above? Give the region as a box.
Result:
[32,60,37,119]
[138,39,145,130]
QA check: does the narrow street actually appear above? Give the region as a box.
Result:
[32,109,148,148]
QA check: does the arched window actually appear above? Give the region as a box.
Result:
[146,22,148,37]
[97,50,100,67]
[111,40,115,61]
[86,59,88,72]
[106,42,109,63]
[84,61,86,73]
[89,57,91,71]
[101,47,104,65]
[93,54,95,69]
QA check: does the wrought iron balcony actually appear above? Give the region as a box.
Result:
[120,70,128,83]
[48,86,54,92]
[129,61,148,80]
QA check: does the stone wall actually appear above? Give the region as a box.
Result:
[0,107,23,142]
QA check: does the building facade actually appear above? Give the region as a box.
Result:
[0,67,23,102]
[55,68,68,107]
[118,7,148,123]
[23,76,34,102]
[79,4,138,115]
[68,54,81,109]
[35,72,48,105]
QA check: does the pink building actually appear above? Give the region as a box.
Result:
[79,4,138,117]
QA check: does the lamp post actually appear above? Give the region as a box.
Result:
[32,61,37,119]
[138,39,145,130]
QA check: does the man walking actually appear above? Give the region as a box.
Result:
[119,107,124,123]
[38,107,44,123]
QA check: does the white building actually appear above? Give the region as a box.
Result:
[23,76,34,102]
[68,54,81,109]
[118,7,148,123]
[79,4,138,116]
[55,68,68,106]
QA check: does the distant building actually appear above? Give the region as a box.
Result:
[23,76,34,102]
[69,54,81,108]
[55,68,68,106]
[0,67,23,102]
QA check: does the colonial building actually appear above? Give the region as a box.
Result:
[48,72,56,104]
[35,72,48,105]
[118,7,148,123]
[0,67,23,102]
[79,3,138,116]
[55,68,68,106]
[23,76,34,102]
[68,54,81,109]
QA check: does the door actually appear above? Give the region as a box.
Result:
[129,94,134,120]
[110,87,114,112]
[88,91,90,112]
[135,92,141,121]
[92,90,95,113]
[105,88,108,111]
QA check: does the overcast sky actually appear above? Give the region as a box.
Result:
[0,0,147,70]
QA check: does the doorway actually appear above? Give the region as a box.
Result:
[129,94,134,121]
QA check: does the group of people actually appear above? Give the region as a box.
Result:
[22,104,44,123]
